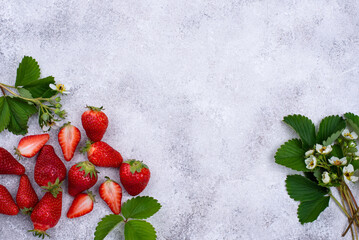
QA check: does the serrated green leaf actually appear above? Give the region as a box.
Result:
[316,115,345,145]
[286,175,329,202]
[344,112,359,136]
[275,139,307,172]
[94,214,124,240]
[18,88,33,99]
[124,220,157,240]
[6,97,37,135]
[283,115,316,148]
[15,56,40,87]
[22,76,56,98]
[330,144,343,158]
[0,97,10,132]
[297,196,330,224]
[351,160,359,170]
[122,196,162,220]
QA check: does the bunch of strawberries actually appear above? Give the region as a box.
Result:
[0,106,151,238]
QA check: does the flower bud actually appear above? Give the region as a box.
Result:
[55,97,61,102]
[331,173,338,180]
[55,103,62,108]
[349,141,357,148]
[41,113,49,121]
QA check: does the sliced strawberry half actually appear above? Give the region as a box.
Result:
[58,123,81,161]
[16,134,50,158]
[99,177,122,214]
[67,191,95,219]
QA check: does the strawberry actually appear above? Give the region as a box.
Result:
[68,161,98,197]
[0,147,25,175]
[81,106,108,142]
[0,185,19,215]
[16,133,50,158]
[30,188,62,238]
[58,122,81,161]
[34,145,66,190]
[81,141,123,167]
[16,174,39,215]
[99,177,122,214]
[67,191,95,218]
[119,160,150,196]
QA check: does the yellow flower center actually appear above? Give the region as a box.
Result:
[334,160,341,166]
[56,84,66,93]
[309,161,314,167]
[344,133,353,138]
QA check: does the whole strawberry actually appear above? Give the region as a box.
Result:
[34,145,66,189]
[81,106,108,142]
[119,160,150,196]
[99,177,122,214]
[0,147,25,175]
[0,185,19,215]
[68,161,98,197]
[67,191,95,218]
[58,122,81,161]
[16,133,50,158]
[81,141,123,167]
[29,188,62,238]
[16,174,39,215]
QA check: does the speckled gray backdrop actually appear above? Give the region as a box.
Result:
[0,1,359,239]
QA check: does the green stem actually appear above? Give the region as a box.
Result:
[330,192,350,218]
[0,86,5,96]
[0,83,16,88]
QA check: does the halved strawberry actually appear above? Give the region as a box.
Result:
[99,177,122,214]
[67,191,95,219]
[16,134,50,158]
[58,123,81,161]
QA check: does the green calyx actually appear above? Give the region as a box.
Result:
[60,121,72,129]
[76,161,99,179]
[41,178,63,198]
[28,229,50,239]
[80,140,94,154]
[87,190,96,203]
[86,105,104,112]
[21,207,34,215]
[124,159,149,174]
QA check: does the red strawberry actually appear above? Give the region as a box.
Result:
[34,145,66,191]
[30,189,62,238]
[0,147,25,175]
[16,134,50,158]
[0,185,19,215]
[81,141,123,167]
[68,161,98,197]
[99,177,122,214]
[81,106,108,142]
[120,160,150,196]
[67,191,95,218]
[16,174,39,215]
[58,122,81,161]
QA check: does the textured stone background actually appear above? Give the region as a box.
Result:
[1,1,359,239]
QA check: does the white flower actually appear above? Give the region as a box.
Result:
[49,83,70,94]
[343,164,359,183]
[42,119,63,132]
[342,129,358,140]
[305,149,314,157]
[322,171,330,184]
[328,156,347,166]
[315,144,332,155]
[305,155,317,170]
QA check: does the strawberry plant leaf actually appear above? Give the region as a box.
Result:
[283,115,316,148]
[6,97,37,135]
[122,196,162,220]
[330,144,343,158]
[94,214,124,240]
[344,112,359,136]
[18,88,33,99]
[275,139,307,172]
[316,115,346,145]
[22,76,56,98]
[15,56,40,87]
[0,97,10,132]
[124,220,156,240]
[286,175,329,202]
[297,196,330,224]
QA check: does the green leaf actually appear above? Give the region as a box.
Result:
[345,113,359,136]
[94,214,124,240]
[15,56,40,87]
[122,196,162,220]
[285,175,329,202]
[22,76,56,98]
[316,115,346,145]
[297,196,330,224]
[18,88,33,99]
[351,160,359,170]
[283,115,316,148]
[330,144,343,158]
[5,97,37,135]
[124,220,156,240]
[0,97,10,132]
[274,139,307,172]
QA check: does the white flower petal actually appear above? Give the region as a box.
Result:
[315,144,323,152]
[351,176,359,182]
[322,172,330,184]
[49,84,57,90]
[329,156,338,165]
[305,149,314,157]
[352,132,358,140]
[340,157,348,165]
